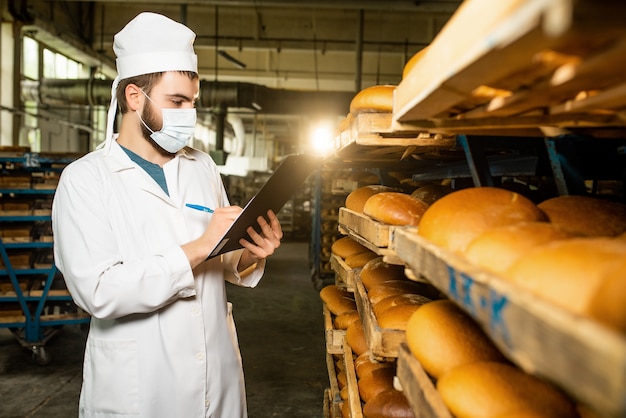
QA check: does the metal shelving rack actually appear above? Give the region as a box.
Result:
[0,152,89,365]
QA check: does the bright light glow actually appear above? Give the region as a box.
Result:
[310,122,335,155]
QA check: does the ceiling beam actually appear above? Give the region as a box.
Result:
[54,0,462,13]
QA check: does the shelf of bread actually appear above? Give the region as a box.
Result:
[335,111,456,150]
[337,207,406,264]
[353,277,406,360]
[392,0,626,136]
[396,343,452,418]
[391,227,626,418]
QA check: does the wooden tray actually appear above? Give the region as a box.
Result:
[393,0,626,136]
[353,277,406,359]
[392,228,626,418]
[396,343,452,418]
[325,350,342,407]
[342,342,363,418]
[338,207,405,264]
[330,254,358,291]
[324,303,346,355]
[323,387,342,418]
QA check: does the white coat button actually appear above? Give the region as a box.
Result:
[205,399,210,407]
[191,305,200,315]
[196,352,205,361]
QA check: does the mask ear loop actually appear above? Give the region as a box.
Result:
[102,76,120,155]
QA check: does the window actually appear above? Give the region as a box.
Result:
[22,37,39,80]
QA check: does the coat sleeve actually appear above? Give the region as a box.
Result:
[52,160,197,320]
[222,250,266,288]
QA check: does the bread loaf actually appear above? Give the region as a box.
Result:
[367,280,439,305]
[587,258,626,332]
[410,184,453,205]
[320,285,357,316]
[402,47,429,79]
[405,300,506,379]
[349,85,396,114]
[377,304,423,331]
[357,366,396,403]
[337,370,347,388]
[362,389,415,418]
[464,222,573,275]
[341,399,351,418]
[340,386,349,401]
[373,293,431,318]
[346,185,397,213]
[334,310,360,330]
[345,251,378,268]
[360,257,407,290]
[354,353,395,379]
[418,187,546,253]
[505,238,626,317]
[538,195,626,237]
[364,192,429,226]
[437,361,578,418]
[332,236,369,259]
[346,320,369,356]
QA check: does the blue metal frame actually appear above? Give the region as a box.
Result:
[0,153,90,353]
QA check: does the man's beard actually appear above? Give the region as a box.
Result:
[140,103,176,157]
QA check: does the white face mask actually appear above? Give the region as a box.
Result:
[137,90,197,153]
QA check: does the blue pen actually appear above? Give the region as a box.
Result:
[185,203,214,213]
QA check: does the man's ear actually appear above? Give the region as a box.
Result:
[125,84,143,111]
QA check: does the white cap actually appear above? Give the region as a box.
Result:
[104,12,198,153]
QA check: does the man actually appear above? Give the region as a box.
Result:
[52,12,282,418]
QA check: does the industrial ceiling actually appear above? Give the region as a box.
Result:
[14,0,462,92]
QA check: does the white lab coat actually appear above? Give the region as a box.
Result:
[52,140,265,418]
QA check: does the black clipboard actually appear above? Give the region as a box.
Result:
[208,154,322,258]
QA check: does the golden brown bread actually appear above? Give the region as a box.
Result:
[320,285,357,316]
[377,304,423,331]
[345,251,379,268]
[346,185,397,213]
[340,386,349,401]
[373,293,431,318]
[367,279,440,305]
[463,222,573,275]
[505,238,626,317]
[405,300,506,379]
[341,399,351,418]
[587,258,626,332]
[331,236,369,259]
[418,187,546,253]
[360,257,407,290]
[367,280,438,305]
[346,320,369,356]
[362,389,415,418]
[334,310,360,330]
[402,47,429,80]
[410,184,453,205]
[337,370,347,388]
[354,353,395,379]
[349,85,396,114]
[437,361,578,418]
[538,195,626,237]
[363,192,429,226]
[357,366,396,403]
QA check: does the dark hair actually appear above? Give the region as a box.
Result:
[116,71,198,114]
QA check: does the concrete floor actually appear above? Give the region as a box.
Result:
[0,241,328,418]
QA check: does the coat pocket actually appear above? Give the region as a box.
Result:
[82,339,139,415]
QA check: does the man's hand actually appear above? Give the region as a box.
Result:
[182,205,243,269]
[238,210,283,271]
